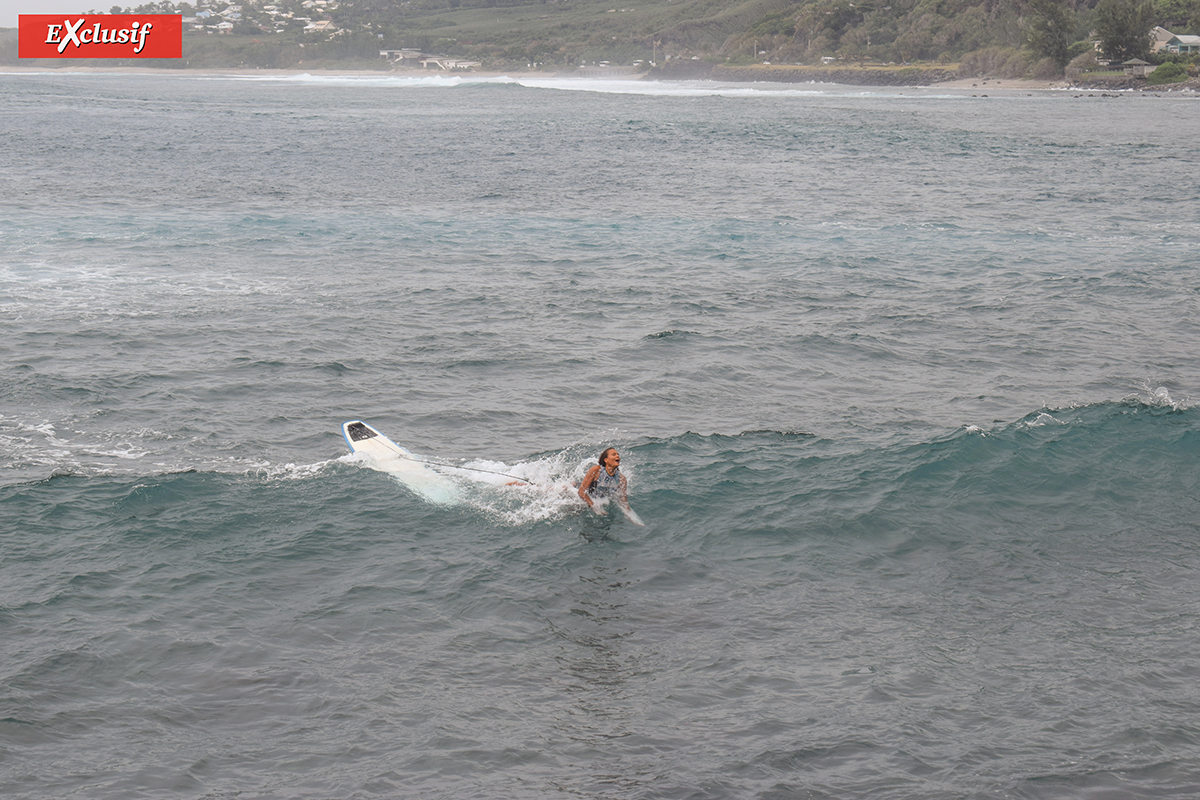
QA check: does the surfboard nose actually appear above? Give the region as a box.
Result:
[344,421,377,442]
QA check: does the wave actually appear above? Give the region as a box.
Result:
[4,397,1196,540]
[6,398,1193,600]
[0,416,340,487]
[621,397,1200,545]
[218,72,524,89]
[211,71,916,99]
[11,69,937,100]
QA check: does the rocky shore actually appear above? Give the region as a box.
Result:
[646,60,951,85]
[1067,75,1200,92]
[646,60,1199,93]
[716,64,957,86]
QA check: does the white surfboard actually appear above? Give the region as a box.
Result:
[342,420,460,505]
[590,496,645,526]
[620,503,645,526]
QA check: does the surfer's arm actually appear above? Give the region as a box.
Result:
[578,466,600,507]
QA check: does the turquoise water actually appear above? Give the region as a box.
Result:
[2,72,1200,799]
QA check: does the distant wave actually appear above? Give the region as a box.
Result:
[7,69,962,101]
[218,72,523,89]
[210,71,916,99]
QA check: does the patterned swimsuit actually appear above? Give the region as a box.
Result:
[588,467,622,498]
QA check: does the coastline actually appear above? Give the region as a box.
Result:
[931,77,1068,90]
[3,62,1196,93]
[0,63,558,80]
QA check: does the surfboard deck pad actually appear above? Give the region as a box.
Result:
[342,420,460,505]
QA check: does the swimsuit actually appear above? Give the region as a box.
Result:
[588,467,621,499]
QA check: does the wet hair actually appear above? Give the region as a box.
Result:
[598,447,617,467]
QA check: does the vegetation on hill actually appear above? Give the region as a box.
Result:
[3,0,1198,80]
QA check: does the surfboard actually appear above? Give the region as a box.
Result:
[590,496,645,526]
[342,420,460,505]
[620,503,645,526]
[604,496,643,527]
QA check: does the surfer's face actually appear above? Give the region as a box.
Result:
[603,450,620,470]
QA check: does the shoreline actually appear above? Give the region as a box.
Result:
[0,64,559,80]
[931,77,1068,90]
[3,63,1196,93]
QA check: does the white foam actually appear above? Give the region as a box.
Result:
[247,459,340,481]
[1021,411,1063,428]
[212,71,920,99]
[80,446,151,460]
[1146,385,1189,410]
[439,445,647,526]
[389,446,616,525]
[475,480,586,526]
[1126,380,1192,411]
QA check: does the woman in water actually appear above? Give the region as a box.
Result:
[578,447,626,509]
[577,447,644,525]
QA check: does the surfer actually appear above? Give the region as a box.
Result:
[578,447,627,509]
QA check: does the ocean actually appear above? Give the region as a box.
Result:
[2,71,1199,799]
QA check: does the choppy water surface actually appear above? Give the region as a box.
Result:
[2,72,1200,799]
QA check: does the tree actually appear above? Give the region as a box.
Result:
[1147,60,1188,81]
[1093,0,1154,62]
[1152,0,1200,29]
[1024,0,1073,67]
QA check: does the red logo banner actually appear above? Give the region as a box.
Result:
[19,14,183,59]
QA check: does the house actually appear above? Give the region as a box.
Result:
[1151,26,1200,54]
[1164,34,1200,54]
[1152,26,1175,52]
[304,20,339,32]
[419,57,482,71]
[380,49,424,62]
[1122,58,1156,77]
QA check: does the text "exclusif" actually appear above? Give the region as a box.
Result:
[19,15,183,59]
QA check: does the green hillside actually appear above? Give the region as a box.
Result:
[319,0,1200,71]
[4,0,1199,78]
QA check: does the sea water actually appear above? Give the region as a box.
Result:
[2,71,1199,799]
